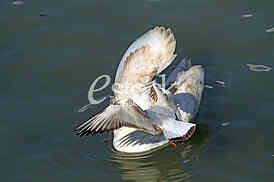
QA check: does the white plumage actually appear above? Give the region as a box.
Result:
[76,26,205,153]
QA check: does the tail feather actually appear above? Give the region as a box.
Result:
[162,119,196,140]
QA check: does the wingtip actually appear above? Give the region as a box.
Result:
[180,124,196,141]
[74,118,97,137]
[74,127,89,137]
[152,26,176,49]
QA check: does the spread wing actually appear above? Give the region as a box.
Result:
[114,26,176,100]
[75,99,162,136]
[167,65,205,122]
[166,57,192,88]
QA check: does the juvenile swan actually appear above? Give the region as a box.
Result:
[75,27,204,153]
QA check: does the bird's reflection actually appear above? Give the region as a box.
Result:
[109,124,209,182]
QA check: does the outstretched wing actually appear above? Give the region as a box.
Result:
[75,99,162,136]
[166,57,192,87]
[114,26,176,101]
[167,65,205,122]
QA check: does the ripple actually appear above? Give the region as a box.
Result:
[241,14,253,18]
[221,122,231,127]
[109,147,193,182]
[205,85,213,89]
[246,64,272,72]
[146,0,161,2]
[12,1,24,5]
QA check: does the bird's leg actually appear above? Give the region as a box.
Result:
[168,140,176,147]
[101,138,111,143]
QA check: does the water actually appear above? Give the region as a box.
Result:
[1,0,274,181]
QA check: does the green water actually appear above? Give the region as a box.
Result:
[1,0,274,181]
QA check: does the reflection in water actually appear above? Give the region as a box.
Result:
[265,27,274,33]
[205,85,213,89]
[215,80,226,87]
[109,125,209,182]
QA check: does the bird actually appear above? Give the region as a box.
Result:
[75,26,204,153]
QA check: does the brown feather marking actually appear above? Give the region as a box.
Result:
[167,35,175,46]
[155,53,163,62]
[115,26,176,100]
[154,26,160,32]
[166,28,171,34]
[169,83,178,94]
[137,69,157,83]
[159,26,165,33]
[117,45,149,86]
[124,52,134,65]
[132,105,149,119]
[121,45,150,74]
[150,86,158,104]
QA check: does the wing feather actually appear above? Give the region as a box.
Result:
[166,57,192,87]
[75,99,162,136]
[114,26,176,101]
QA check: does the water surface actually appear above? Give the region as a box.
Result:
[1,0,274,181]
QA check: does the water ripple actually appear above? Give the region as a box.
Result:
[246,64,272,72]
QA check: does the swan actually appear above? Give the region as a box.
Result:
[75,26,204,153]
